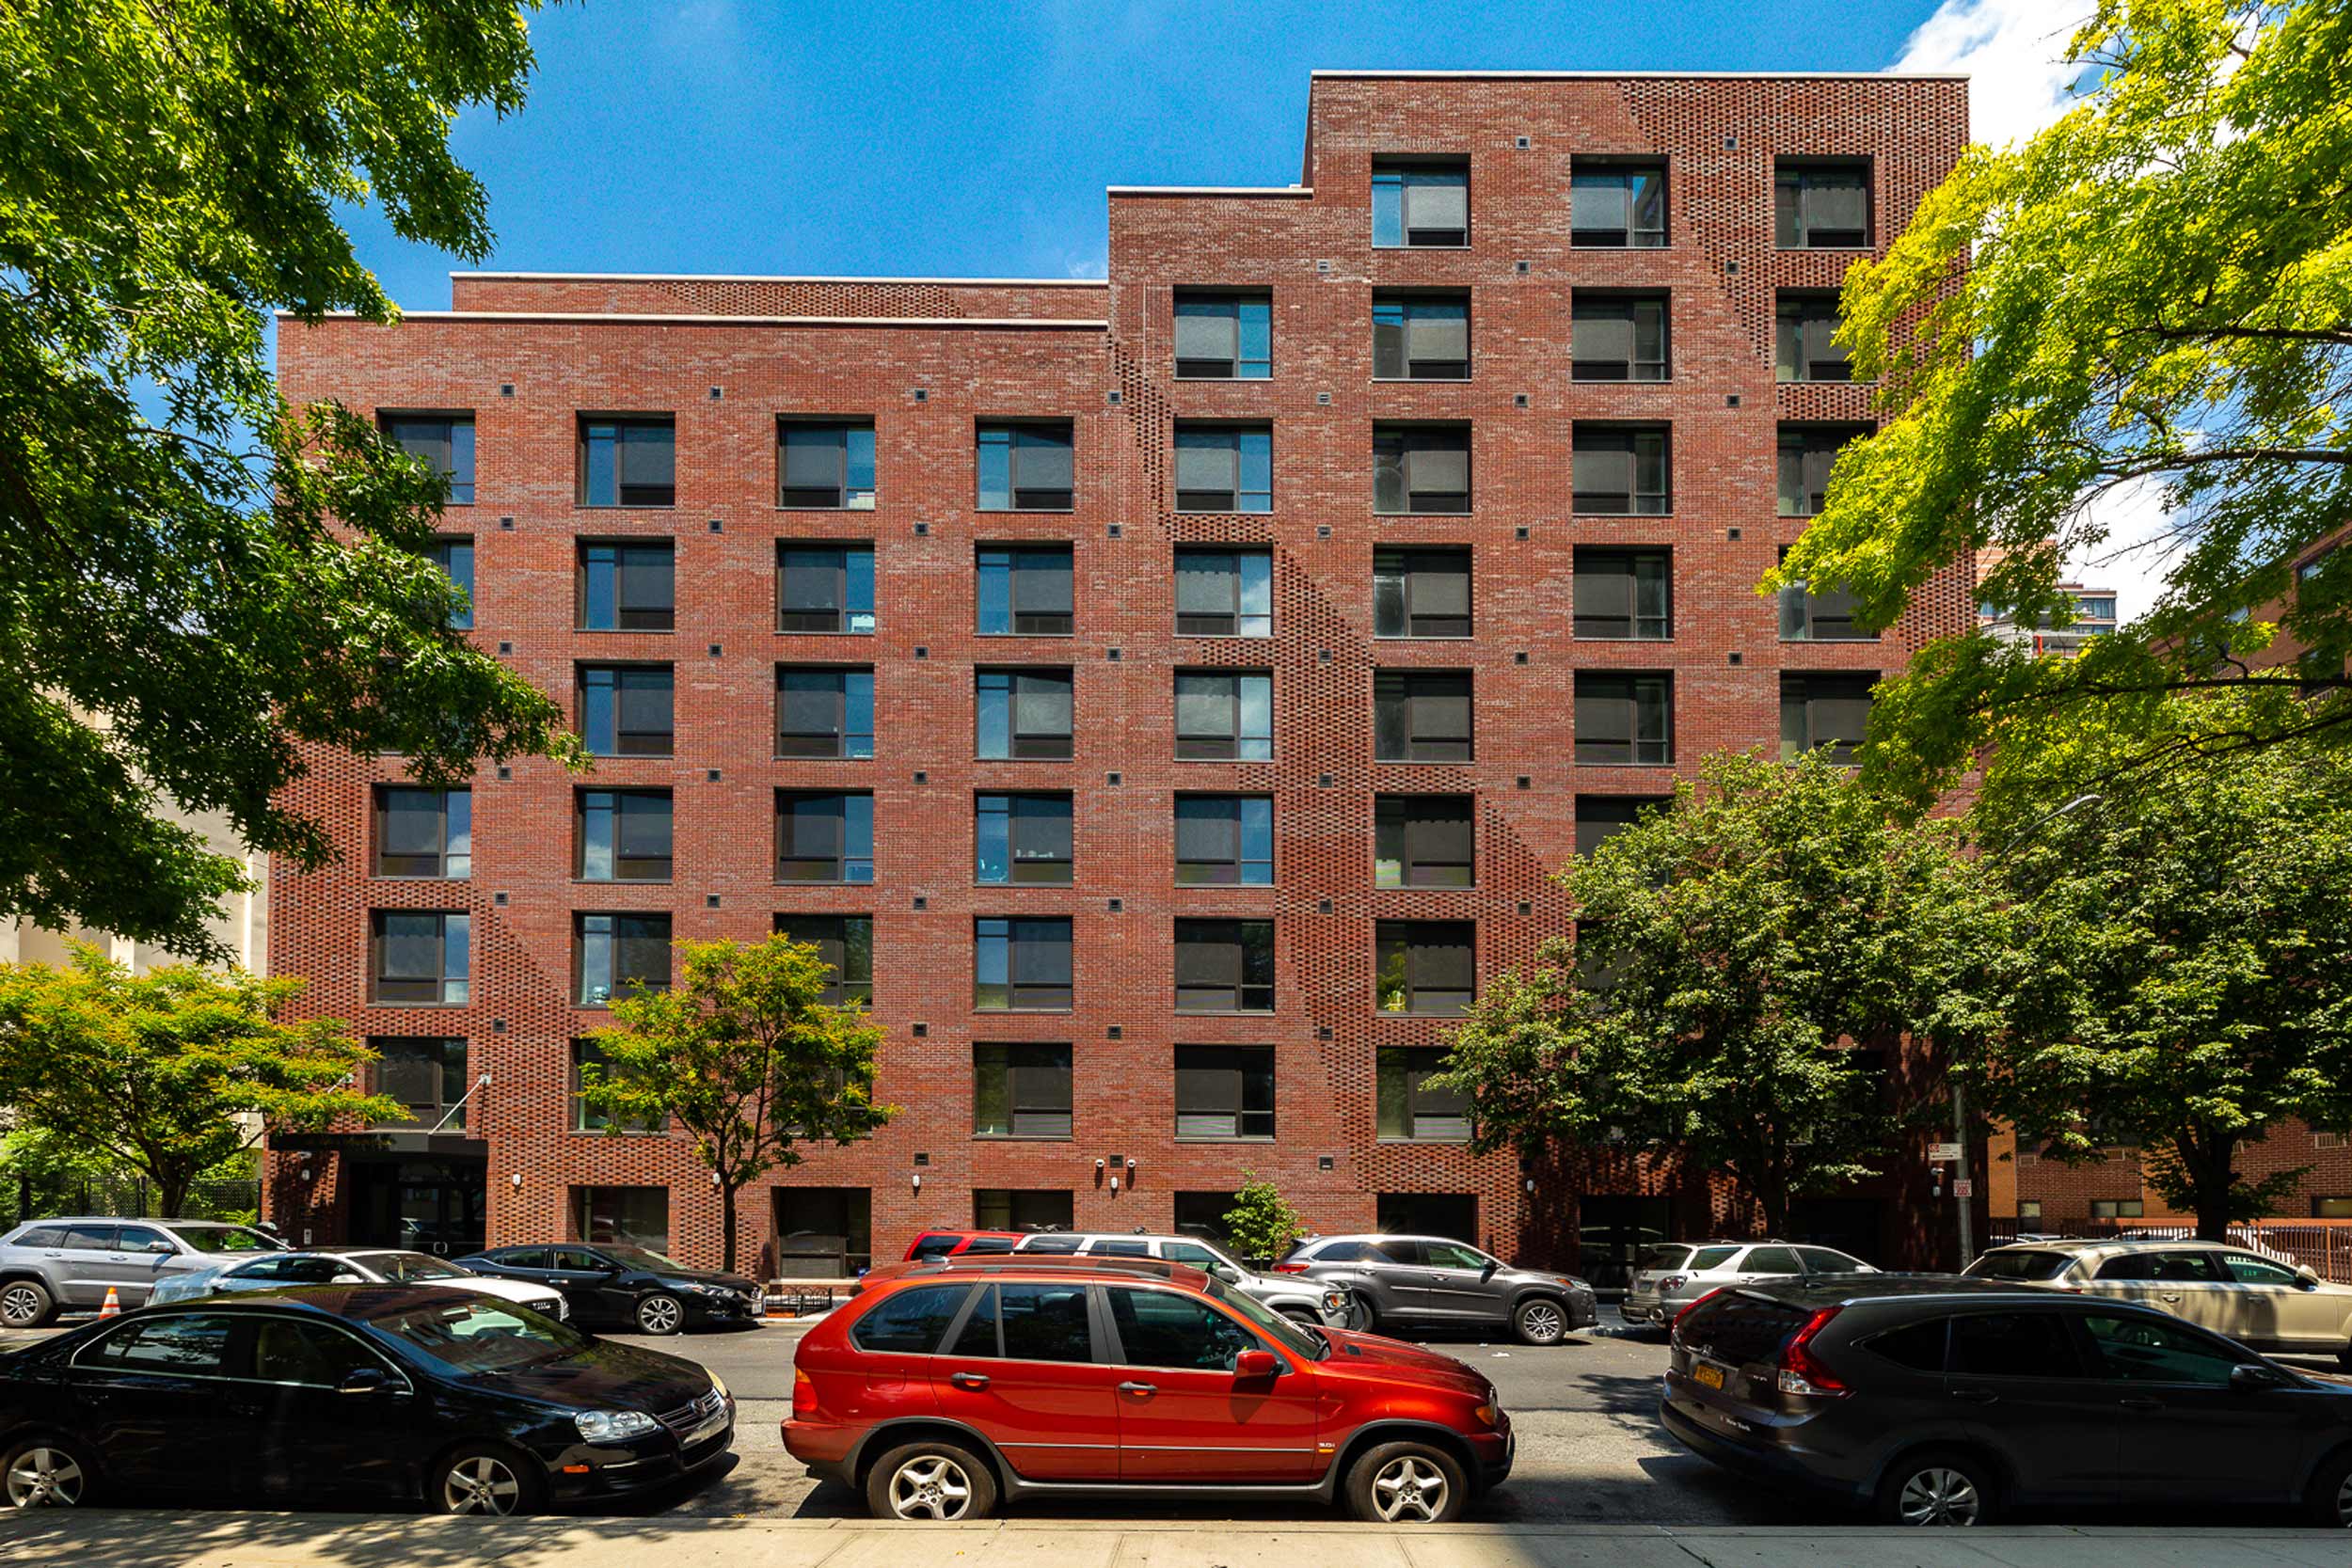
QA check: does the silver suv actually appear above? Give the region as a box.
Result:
[0,1217,286,1326]
[1007,1231,1360,1327]
[1277,1233,1598,1344]
[1621,1239,1877,1326]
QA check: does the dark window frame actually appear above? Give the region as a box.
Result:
[1571,160,1668,248]
[972,1041,1075,1139]
[977,667,1076,760]
[974,917,1074,1012]
[775,665,877,758]
[1174,1044,1276,1140]
[574,540,676,632]
[1374,424,1472,515]
[1573,546,1674,641]
[976,420,1076,513]
[977,545,1075,636]
[379,413,476,506]
[569,1037,668,1133]
[371,1037,469,1131]
[1371,292,1470,380]
[1374,794,1476,888]
[1572,293,1671,382]
[1775,293,1852,383]
[1572,425,1672,515]
[1173,794,1274,886]
[573,911,673,1008]
[1574,673,1675,767]
[1575,795,1670,857]
[773,913,875,1007]
[1173,917,1276,1014]
[774,790,876,885]
[1776,542,1877,641]
[1174,669,1274,761]
[1775,160,1874,249]
[976,792,1075,885]
[373,785,471,879]
[1174,546,1274,638]
[1172,423,1274,514]
[369,911,469,1006]
[577,663,675,757]
[1779,673,1877,766]
[1373,546,1472,639]
[574,787,675,882]
[1172,290,1273,380]
[1376,1044,1471,1141]
[1374,669,1474,763]
[430,536,474,631]
[1375,920,1476,1017]
[1371,158,1470,248]
[777,420,877,510]
[776,543,877,635]
[576,415,677,509]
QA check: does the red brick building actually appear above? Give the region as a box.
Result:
[267,70,1977,1283]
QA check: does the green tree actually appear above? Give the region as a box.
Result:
[1768,0,2352,811]
[1970,705,2352,1240]
[0,1,578,964]
[578,936,894,1274]
[1222,1172,1307,1268]
[0,945,399,1218]
[1437,752,2003,1238]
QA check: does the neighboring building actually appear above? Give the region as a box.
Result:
[267,70,1975,1280]
[1977,570,2119,657]
[0,789,268,975]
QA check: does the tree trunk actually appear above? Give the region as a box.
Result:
[156,1169,191,1220]
[1752,1171,1789,1238]
[2188,1132,2239,1243]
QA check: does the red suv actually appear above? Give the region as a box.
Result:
[902,1229,1023,1261]
[785,1257,1512,1522]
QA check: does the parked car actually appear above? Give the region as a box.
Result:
[150,1247,569,1320]
[1274,1233,1597,1345]
[1964,1238,2352,1366]
[903,1229,1025,1261]
[0,1217,287,1327]
[1661,1275,2352,1526]
[0,1286,731,1513]
[914,1229,1360,1328]
[784,1255,1510,1522]
[455,1243,760,1335]
[1622,1239,1878,1327]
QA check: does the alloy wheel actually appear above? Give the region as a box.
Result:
[1371,1454,1449,1522]
[0,1285,43,1328]
[2335,1468,2352,1528]
[1520,1301,1565,1342]
[1897,1466,1981,1526]
[6,1448,84,1508]
[638,1295,682,1334]
[441,1455,522,1515]
[887,1455,972,1520]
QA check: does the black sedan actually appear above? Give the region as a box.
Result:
[0,1286,733,1513]
[456,1243,762,1335]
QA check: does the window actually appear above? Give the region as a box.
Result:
[2217,1252,2301,1287]
[2017,1200,2043,1224]
[776,544,876,634]
[1377,1045,1470,1139]
[1571,161,1667,247]
[1174,670,1273,760]
[774,791,874,883]
[1780,673,1876,765]
[1173,291,1272,379]
[2083,1313,2241,1386]
[1174,918,1274,1013]
[1174,1046,1274,1140]
[1375,795,1474,887]
[1108,1286,1261,1370]
[577,417,675,507]
[1375,1192,1478,1243]
[574,912,671,1006]
[1374,425,1471,515]
[431,538,474,630]
[974,1042,1073,1137]
[1575,796,1668,856]
[1777,545,1873,641]
[571,1185,669,1253]
[1947,1312,2084,1379]
[1778,426,1866,517]
[851,1283,972,1353]
[373,786,470,879]
[1175,795,1273,886]
[1372,293,1470,380]
[1573,425,1670,515]
[1174,548,1273,637]
[372,1037,468,1130]
[2077,597,2118,621]
[977,546,1074,635]
[773,914,873,1006]
[575,789,673,881]
[578,665,674,756]
[86,1314,233,1374]
[1867,1318,1950,1372]
[1173,425,1273,514]
[1373,546,1471,638]
[1375,920,1474,1015]
[2091,1198,2145,1219]
[977,421,1074,511]
[2318,1198,2352,1219]
[1573,547,1672,640]
[974,1190,1074,1233]
[952,1281,1093,1362]
[1775,161,1872,248]
[1775,294,1851,383]
[977,668,1074,759]
[382,415,475,506]
[1372,159,1469,247]
[1375,670,1472,762]
[1575,673,1673,766]
[975,917,1073,1010]
[370,911,469,1006]
[574,542,675,633]
[1572,295,1669,381]
[569,1039,665,1132]
[775,666,875,758]
[778,420,876,510]
[977,793,1073,884]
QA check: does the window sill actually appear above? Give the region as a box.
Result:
[774,628,878,637]
[1569,510,1675,520]
[1375,1135,1473,1146]
[1171,372,1274,382]
[974,880,1076,890]
[774,502,878,514]
[1175,755,1278,765]
[1173,879,1277,890]
[574,503,678,512]
[1371,374,1474,384]
[976,631,1077,639]
[1375,882,1482,893]
[1373,634,1475,641]
[1174,1009,1279,1018]
[1375,1011,1475,1021]
[1174,1135,1277,1144]
[1777,245,1879,253]
[970,1133,1075,1143]
[976,755,1078,764]
[772,753,875,762]
[1575,760,1677,769]
[565,1129,669,1138]
[972,1006,1076,1015]
[1375,757,1476,767]
[368,1000,468,1009]
[1374,508,1476,518]
[573,627,675,636]
[369,874,469,882]
[573,879,675,887]
[974,507,1078,515]
[1777,636,1883,644]
[1373,242,1472,250]
[1575,635,1677,643]
[772,879,877,890]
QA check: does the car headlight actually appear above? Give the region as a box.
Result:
[707,1371,729,1402]
[1473,1403,1500,1428]
[680,1282,727,1296]
[1322,1290,1348,1314]
[574,1409,660,1444]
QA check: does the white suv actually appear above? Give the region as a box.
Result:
[1009,1231,1360,1327]
[1621,1239,1877,1326]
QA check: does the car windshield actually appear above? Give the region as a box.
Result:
[1639,1245,1692,1270]
[1206,1275,1327,1361]
[367,1296,590,1373]
[168,1225,280,1254]
[357,1252,469,1283]
[1963,1249,2074,1282]
[596,1243,689,1273]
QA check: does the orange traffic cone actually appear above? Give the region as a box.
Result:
[99,1286,121,1318]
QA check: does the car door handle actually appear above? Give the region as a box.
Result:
[2119,1396,2163,1413]
[1949,1386,1998,1405]
[947,1371,990,1390]
[2158,1293,2182,1304]
[1117,1381,1157,1398]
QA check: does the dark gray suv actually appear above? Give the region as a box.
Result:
[1277,1233,1597,1344]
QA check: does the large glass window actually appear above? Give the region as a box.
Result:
[571,1186,669,1254]
[776,544,876,634]
[1575,796,1669,857]
[1373,546,1471,638]
[1775,162,1872,248]
[1174,918,1274,1013]
[382,415,475,506]
[1174,671,1273,760]
[1107,1287,1261,1369]
[977,669,1074,759]
[569,1039,666,1132]
[578,665,674,756]
[577,417,675,508]
[1375,670,1472,762]
[977,793,1073,885]
[575,542,675,632]
[372,1037,469,1130]
[973,1043,1073,1137]
[1574,673,1674,766]
[1775,294,1851,383]
[1174,1046,1275,1140]
[430,537,474,630]
[775,666,876,757]
[1777,544,1874,641]
[1174,548,1273,637]
[774,791,874,883]
[1377,1046,1470,1140]
[1572,294,1669,381]
[1573,547,1672,640]
[851,1283,972,1353]
[1173,291,1272,379]
[1778,426,1867,518]
[973,1189,1073,1232]
[574,912,671,1006]
[1372,160,1469,247]
[1174,795,1273,886]
[1173,425,1273,514]
[778,420,877,510]
[1375,922,1475,1016]
[1372,293,1470,380]
[975,917,1073,1010]
[1571,162,1667,247]
[1573,426,1671,515]
[370,911,469,1006]
[373,786,470,879]
[950,1280,1093,1362]
[1375,795,1474,887]
[977,422,1075,512]
[1374,425,1471,515]
[977,546,1074,635]
[575,789,673,881]
[1781,673,1876,765]
[773,914,873,1006]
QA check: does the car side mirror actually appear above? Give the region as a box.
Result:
[2296,1266,2322,1289]
[1211,1263,1243,1284]
[2229,1363,2287,1393]
[148,1240,178,1255]
[1482,1259,1499,1277]
[337,1367,394,1397]
[1233,1349,1279,1380]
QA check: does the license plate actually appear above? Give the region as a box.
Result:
[1692,1361,1726,1391]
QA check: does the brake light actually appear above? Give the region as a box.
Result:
[792,1366,817,1418]
[1669,1287,1724,1338]
[1272,1261,1310,1274]
[1660,1275,1688,1293]
[1776,1307,1850,1398]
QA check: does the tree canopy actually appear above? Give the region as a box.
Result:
[0,0,577,963]
[1769,0,2352,812]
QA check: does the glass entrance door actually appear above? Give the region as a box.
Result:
[349,1157,486,1256]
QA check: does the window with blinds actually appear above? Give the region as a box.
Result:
[1775,162,1872,248]
[575,542,675,632]
[776,544,876,634]
[977,546,1074,635]
[373,786,470,879]
[774,666,876,757]
[1573,547,1673,640]
[1374,670,1473,762]
[1574,673,1674,766]
[975,917,1073,1010]
[1374,424,1471,515]
[1173,424,1273,513]
[1373,546,1471,638]
[577,417,675,508]
[1377,1046,1471,1140]
[1172,292,1272,379]
[977,793,1073,885]
[578,665,674,756]
[977,421,1075,511]
[1574,796,1670,857]
[1775,294,1851,383]
[1777,425,1868,517]
[575,789,673,881]
[1374,921,1475,1016]
[1175,1046,1275,1140]
[1780,673,1877,765]
[777,420,877,509]
[1174,547,1273,637]
[1174,670,1273,760]
[371,911,469,1006]
[573,911,667,1006]
[1174,795,1274,885]
[1572,294,1670,382]
[1571,161,1667,247]
[1174,919,1275,1013]
[1777,544,1875,641]
[977,668,1074,759]
[973,1042,1073,1138]
[773,914,874,1006]
[1372,160,1470,247]
[773,791,875,884]
[381,414,475,505]
[1375,795,1475,887]
[1572,426,1671,515]
[1372,293,1470,379]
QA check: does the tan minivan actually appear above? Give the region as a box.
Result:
[1965,1238,2352,1365]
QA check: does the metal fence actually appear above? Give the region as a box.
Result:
[1985,1216,2352,1285]
[8,1175,261,1227]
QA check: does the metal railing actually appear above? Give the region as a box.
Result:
[1986,1216,2352,1284]
[9,1176,262,1227]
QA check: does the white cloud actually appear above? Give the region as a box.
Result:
[1894,0,2097,150]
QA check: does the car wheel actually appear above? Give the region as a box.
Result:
[1514,1296,1569,1346]
[1352,1296,1379,1334]
[0,1280,54,1330]
[865,1438,998,1522]
[1875,1448,1999,1526]
[1279,1307,1319,1327]
[3,1436,95,1508]
[2303,1447,2352,1527]
[430,1444,543,1516]
[1344,1440,1467,1524]
[635,1292,685,1336]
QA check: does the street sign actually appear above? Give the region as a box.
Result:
[1929,1142,1963,1163]
[1953,1179,1975,1198]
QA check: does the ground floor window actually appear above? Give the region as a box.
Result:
[2090,1198,2144,1220]
[2317,1197,2352,1219]
[572,1185,670,1255]
[2017,1199,2043,1224]
[1577,1195,1669,1293]
[974,1188,1073,1232]
[1376,1191,1477,1245]
[1172,1190,1233,1244]
[773,1186,871,1278]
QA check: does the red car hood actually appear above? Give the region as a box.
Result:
[1311,1328,1490,1397]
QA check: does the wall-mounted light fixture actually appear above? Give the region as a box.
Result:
[510,1173,523,1190]
[911,1171,922,1191]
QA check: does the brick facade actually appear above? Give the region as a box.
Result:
[268,71,1977,1278]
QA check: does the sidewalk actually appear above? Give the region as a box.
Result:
[6,1513,2347,1568]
